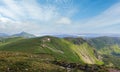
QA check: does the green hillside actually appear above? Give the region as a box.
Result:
[0,37,24,46]
[0,36,102,65]
[88,36,120,68]
[71,43,102,65]
[0,51,66,72]
[0,51,109,72]
[99,44,120,55]
[88,36,120,56]
[88,36,120,49]
[64,37,103,64]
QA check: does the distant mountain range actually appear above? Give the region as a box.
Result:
[77,33,120,38]
[0,32,36,38]
[12,32,35,38]
[0,33,9,37]
[1,32,120,38]
[52,33,120,38]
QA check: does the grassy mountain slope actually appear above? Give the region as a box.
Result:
[0,37,24,46]
[0,36,80,63]
[64,37,103,64]
[99,44,120,55]
[0,51,109,72]
[88,36,120,49]
[71,43,103,65]
[88,36,120,55]
[88,36,120,68]
[0,51,66,72]
[0,36,103,65]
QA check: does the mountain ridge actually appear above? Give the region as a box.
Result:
[0,33,9,37]
[0,36,103,65]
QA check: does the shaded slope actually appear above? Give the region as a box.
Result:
[88,36,120,50]
[88,36,120,68]
[88,36,120,56]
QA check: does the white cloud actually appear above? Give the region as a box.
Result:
[2,0,119,34]
[56,17,72,24]
[21,0,59,21]
[0,0,77,35]
[0,0,59,21]
[0,17,13,23]
[0,20,41,35]
[0,0,61,34]
[80,2,120,28]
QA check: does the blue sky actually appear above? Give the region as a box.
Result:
[0,0,120,35]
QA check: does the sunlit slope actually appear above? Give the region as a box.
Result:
[0,36,103,64]
[65,37,103,64]
[71,43,103,64]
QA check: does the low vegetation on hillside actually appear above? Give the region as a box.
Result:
[88,36,120,69]
[0,51,109,72]
[0,36,119,72]
[0,36,103,64]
